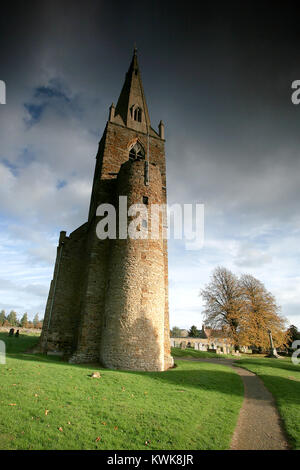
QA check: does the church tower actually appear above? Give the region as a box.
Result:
[38,49,173,371]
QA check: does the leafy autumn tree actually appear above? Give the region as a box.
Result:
[238,274,288,350]
[170,326,182,337]
[286,325,300,347]
[6,310,18,326]
[200,267,242,349]
[188,325,200,337]
[0,310,6,325]
[20,313,28,328]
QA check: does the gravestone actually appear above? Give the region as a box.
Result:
[266,329,280,358]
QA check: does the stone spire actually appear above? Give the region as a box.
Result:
[114,48,151,133]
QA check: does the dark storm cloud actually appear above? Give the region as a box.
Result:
[0,1,299,324]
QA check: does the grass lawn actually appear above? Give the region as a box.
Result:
[171,347,232,359]
[236,357,300,449]
[0,332,243,450]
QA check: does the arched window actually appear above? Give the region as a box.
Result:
[129,142,145,160]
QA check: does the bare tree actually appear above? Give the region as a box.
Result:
[170,326,182,337]
[200,267,242,349]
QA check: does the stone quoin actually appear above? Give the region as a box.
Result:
[38,48,174,371]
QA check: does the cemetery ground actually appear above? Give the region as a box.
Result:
[0,334,299,450]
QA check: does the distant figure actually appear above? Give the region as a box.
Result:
[15,330,19,338]
[8,328,14,336]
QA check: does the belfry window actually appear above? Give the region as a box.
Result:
[129,142,145,160]
[130,105,142,122]
[134,107,142,122]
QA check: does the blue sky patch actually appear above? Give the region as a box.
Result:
[1,159,18,176]
[34,85,70,103]
[24,103,45,125]
[56,179,67,189]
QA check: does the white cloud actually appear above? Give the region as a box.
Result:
[0,68,299,331]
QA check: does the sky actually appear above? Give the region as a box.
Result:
[0,1,300,329]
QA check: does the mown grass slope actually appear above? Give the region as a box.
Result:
[0,332,243,450]
[236,357,300,449]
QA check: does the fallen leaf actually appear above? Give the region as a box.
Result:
[95,436,101,442]
[101,422,106,426]
[45,409,50,416]
[8,403,16,406]
[91,372,101,378]
[114,426,118,430]
[58,427,63,432]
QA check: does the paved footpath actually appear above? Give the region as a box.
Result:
[178,357,290,450]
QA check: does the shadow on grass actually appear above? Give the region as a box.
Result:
[236,357,300,373]
[3,332,298,404]
[1,332,244,396]
[10,351,300,403]
[8,346,300,405]
[5,354,246,400]
[0,332,40,354]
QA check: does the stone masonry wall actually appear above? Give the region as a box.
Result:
[39,118,172,370]
[100,160,167,370]
[39,226,87,354]
[69,179,116,363]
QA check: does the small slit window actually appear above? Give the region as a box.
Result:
[143,196,148,205]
